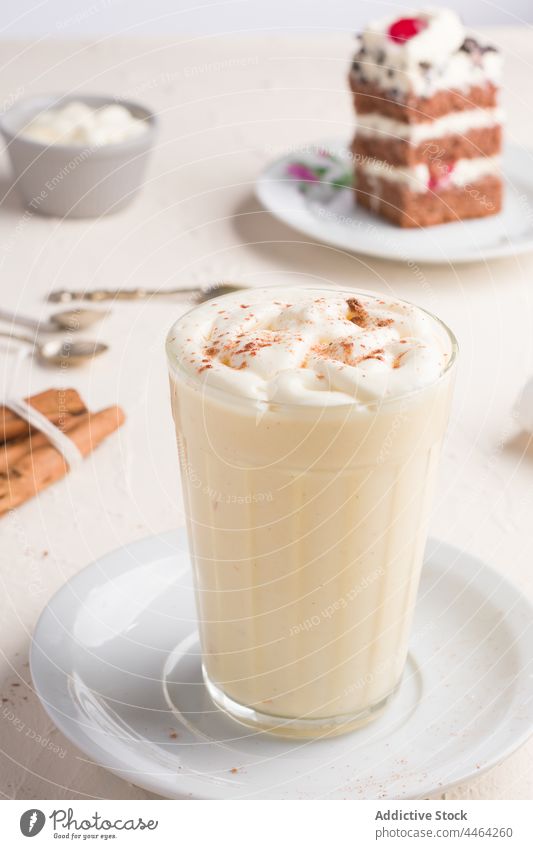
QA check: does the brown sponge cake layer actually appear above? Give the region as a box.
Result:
[349,77,498,123]
[352,125,502,167]
[355,170,502,228]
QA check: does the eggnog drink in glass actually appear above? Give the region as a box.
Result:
[166,287,456,737]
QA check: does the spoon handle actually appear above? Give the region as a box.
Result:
[48,287,198,303]
[0,309,56,333]
[0,330,36,347]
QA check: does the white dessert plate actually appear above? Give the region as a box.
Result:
[31,530,533,800]
[256,140,533,264]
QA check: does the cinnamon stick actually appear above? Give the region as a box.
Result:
[0,388,87,442]
[0,413,82,474]
[0,405,125,515]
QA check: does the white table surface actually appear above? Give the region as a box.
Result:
[0,29,532,801]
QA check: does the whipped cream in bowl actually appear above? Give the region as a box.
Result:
[167,286,456,409]
[20,100,149,147]
[0,94,157,217]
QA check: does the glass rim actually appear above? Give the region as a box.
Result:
[166,285,458,410]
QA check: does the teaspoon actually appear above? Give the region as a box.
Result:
[0,307,108,334]
[47,282,245,303]
[0,331,108,367]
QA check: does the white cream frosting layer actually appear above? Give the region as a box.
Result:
[356,107,504,144]
[167,288,453,406]
[358,155,500,192]
[352,7,501,98]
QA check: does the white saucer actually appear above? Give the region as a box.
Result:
[31,530,533,800]
[256,140,533,264]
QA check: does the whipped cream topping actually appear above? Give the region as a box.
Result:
[21,101,148,146]
[351,7,501,99]
[362,7,464,66]
[167,288,453,406]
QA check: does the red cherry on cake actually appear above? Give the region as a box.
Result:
[388,17,427,43]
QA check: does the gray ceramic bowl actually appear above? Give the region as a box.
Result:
[0,93,157,218]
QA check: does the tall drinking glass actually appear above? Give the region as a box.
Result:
[166,288,456,737]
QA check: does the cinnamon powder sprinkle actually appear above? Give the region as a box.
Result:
[346,298,394,330]
[346,297,370,328]
[314,341,386,367]
[233,335,281,357]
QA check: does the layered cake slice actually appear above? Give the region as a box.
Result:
[348,8,503,227]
